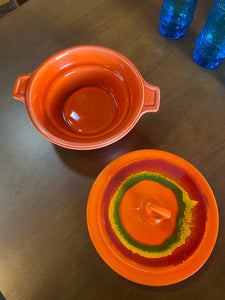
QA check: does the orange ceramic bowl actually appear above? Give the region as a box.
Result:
[13,46,160,150]
[87,150,219,286]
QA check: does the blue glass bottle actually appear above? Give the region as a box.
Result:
[159,0,198,39]
[193,0,225,69]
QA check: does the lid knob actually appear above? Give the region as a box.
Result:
[139,200,171,225]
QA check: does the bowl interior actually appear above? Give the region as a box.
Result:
[27,46,143,148]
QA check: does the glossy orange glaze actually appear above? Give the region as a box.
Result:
[13,46,160,149]
[120,180,178,245]
[63,86,117,136]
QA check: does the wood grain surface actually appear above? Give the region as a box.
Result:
[0,0,225,299]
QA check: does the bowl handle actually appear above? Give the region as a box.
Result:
[13,73,32,103]
[142,81,160,114]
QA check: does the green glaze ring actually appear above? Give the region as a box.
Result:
[109,171,197,258]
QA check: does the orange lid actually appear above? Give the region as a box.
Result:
[87,150,219,286]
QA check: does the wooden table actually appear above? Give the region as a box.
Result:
[0,0,224,299]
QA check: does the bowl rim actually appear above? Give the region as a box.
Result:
[25,45,145,150]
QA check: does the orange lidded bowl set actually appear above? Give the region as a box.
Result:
[13,46,219,286]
